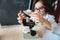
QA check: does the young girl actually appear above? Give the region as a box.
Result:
[17,0,60,40]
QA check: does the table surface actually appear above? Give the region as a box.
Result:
[0,24,60,40]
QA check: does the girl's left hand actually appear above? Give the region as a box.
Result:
[29,12,44,23]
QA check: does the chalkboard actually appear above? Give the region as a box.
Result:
[0,0,30,25]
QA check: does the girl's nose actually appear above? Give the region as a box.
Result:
[35,10,40,12]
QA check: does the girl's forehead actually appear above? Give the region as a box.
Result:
[35,1,44,8]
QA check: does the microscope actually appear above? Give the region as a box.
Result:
[22,10,37,36]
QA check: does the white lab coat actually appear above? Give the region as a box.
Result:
[42,13,60,40]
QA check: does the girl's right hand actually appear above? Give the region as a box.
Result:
[17,11,25,24]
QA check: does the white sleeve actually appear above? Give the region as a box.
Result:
[47,15,58,29]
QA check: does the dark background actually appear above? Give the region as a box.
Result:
[0,0,29,25]
[0,0,56,25]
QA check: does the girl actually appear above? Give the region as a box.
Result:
[17,0,60,40]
